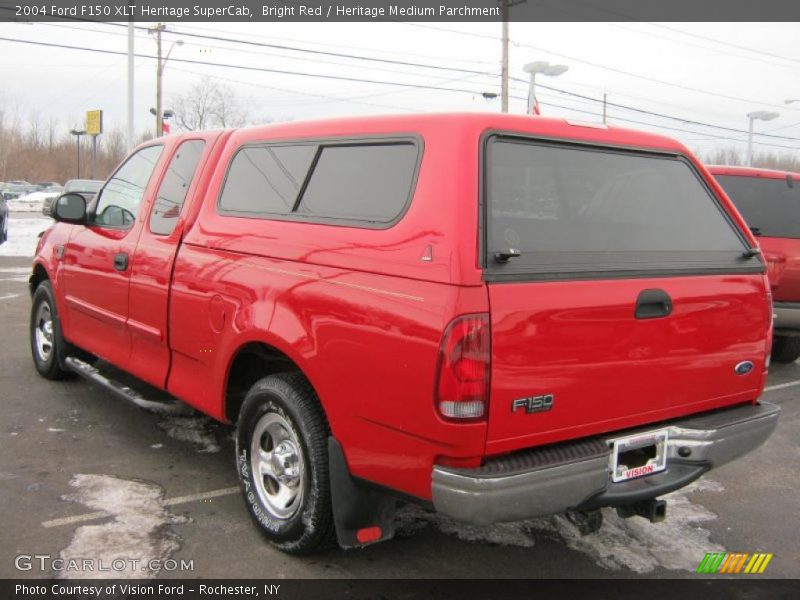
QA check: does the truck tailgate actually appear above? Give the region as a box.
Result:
[486,275,769,454]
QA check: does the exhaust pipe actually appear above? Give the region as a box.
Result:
[616,498,667,523]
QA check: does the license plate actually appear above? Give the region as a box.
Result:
[609,429,668,483]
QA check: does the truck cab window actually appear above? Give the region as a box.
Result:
[93,145,163,228]
[150,140,206,235]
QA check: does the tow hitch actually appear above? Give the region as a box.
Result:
[616,498,667,523]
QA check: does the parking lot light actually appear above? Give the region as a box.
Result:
[746,111,780,166]
[523,61,569,116]
[69,129,87,179]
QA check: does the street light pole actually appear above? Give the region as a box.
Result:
[746,110,780,167]
[69,129,86,178]
[523,61,569,115]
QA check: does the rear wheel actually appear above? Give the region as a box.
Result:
[772,336,800,363]
[235,372,336,555]
[30,281,73,380]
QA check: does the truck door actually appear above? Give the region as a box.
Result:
[125,135,218,389]
[60,144,166,370]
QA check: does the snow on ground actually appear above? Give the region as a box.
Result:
[157,415,221,454]
[0,267,33,282]
[396,478,725,574]
[59,474,187,579]
[7,191,57,212]
[0,215,51,257]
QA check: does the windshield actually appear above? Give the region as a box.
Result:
[715,174,800,239]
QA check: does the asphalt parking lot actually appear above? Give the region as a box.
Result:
[1,247,798,580]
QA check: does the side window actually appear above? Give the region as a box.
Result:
[297,143,417,222]
[217,139,420,226]
[93,145,163,228]
[219,145,316,215]
[149,140,206,235]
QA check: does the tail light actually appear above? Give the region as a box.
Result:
[435,313,490,420]
[765,279,774,369]
[764,254,785,290]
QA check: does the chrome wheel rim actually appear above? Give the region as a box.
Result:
[34,302,54,362]
[250,412,304,520]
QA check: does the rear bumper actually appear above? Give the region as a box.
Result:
[773,302,800,333]
[431,402,780,525]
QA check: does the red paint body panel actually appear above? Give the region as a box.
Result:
[37,114,770,503]
[486,276,769,453]
[708,166,800,305]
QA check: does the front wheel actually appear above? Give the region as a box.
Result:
[235,373,336,555]
[30,281,73,380]
[772,336,800,363]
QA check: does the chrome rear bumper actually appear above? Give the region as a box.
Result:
[431,402,780,525]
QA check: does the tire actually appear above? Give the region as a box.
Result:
[30,281,74,380]
[235,372,336,555]
[772,336,800,363]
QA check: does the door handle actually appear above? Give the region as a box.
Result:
[113,252,129,272]
[635,289,672,319]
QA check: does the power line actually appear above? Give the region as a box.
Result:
[0,35,499,97]
[648,23,800,65]
[398,22,800,113]
[97,20,800,141]
[36,21,500,84]
[4,29,798,152]
[98,21,498,78]
[509,76,800,141]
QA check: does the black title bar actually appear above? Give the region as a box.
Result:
[2,0,800,22]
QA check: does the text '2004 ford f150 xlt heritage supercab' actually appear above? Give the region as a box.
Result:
[29,113,779,554]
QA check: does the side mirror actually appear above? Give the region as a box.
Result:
[53,193,87,224]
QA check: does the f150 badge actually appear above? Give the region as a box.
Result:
[512,394,554,414]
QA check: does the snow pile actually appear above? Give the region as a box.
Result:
[59,474,187,579]
[396,479,725,574]
[8,191,58,212]
[0,216,50,257]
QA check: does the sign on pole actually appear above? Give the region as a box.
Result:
[85,110,103,136]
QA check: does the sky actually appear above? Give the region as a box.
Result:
[0,20,799,158]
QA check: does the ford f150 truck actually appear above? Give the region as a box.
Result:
[709,165,800,363]
[30,113,779,554]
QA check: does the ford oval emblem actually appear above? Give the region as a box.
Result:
[734,361,755,375]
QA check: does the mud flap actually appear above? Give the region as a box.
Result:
[328,437,397,548]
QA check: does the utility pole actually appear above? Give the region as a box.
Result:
[149,23,166,138]
[501,0,509,113]
[127,20,134,150]
[602,92,607,124]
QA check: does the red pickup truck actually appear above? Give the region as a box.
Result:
[709,165,800,363]
[30,113,779,554]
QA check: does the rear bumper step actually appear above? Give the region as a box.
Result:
[773,302,800,332]
[431,402,780,525]
[64,357,192,416]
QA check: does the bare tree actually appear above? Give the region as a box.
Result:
[698,146,800,172]
[172,78,250,131]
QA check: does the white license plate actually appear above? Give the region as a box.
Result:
[609,429,668,483]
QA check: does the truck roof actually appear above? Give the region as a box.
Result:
[216,112,693,155]
[707,164,800,179]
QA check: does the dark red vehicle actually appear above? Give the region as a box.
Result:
[29,113,779,554]
[709,165,800,363]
